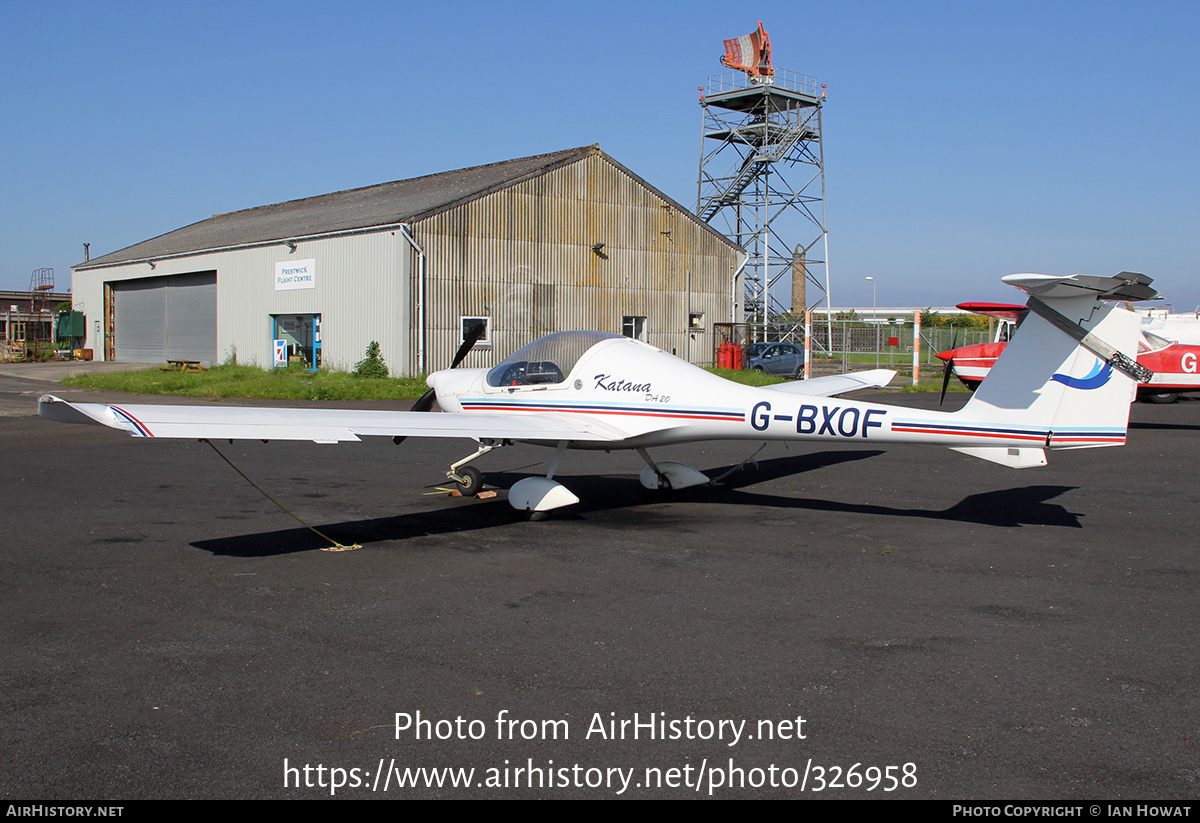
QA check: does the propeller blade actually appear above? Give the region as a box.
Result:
[451,322,487,369]
[934,329,959,358]
[939,358,954,406]
[411,387,437,413]
[393,387,437,443]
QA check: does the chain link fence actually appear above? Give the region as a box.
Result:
[714,321,993,375]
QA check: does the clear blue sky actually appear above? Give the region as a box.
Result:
[3,0,1197,311]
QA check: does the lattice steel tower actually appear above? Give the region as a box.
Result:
[697,23,830,338]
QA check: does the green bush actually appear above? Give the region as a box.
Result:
[353,341,389,378]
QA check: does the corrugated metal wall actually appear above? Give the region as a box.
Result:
[411,151,742,373]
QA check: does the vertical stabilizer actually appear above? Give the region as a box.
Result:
[960,273,1150,450]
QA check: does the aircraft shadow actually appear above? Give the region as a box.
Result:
[1129,421,1200,432]
[541,459,1081,529]
[191,450,1079,555]
[688,483,1083,529]
[689,452,1080,527]
[190,501,527,558]
[496,451,1082,529]
[703,448,884,489]
[540,452,1080,529]
[190,450,881,556]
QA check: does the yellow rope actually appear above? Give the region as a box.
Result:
[201,439,361,552]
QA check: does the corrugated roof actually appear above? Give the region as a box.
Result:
[79,146,610,269]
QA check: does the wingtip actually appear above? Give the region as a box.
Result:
[851,368,898,389]
[37,394,66,417]
[38,395,88,424]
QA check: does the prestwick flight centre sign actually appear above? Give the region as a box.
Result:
[275,259,316,290]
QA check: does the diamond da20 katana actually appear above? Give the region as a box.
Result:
[39,272,1154,518]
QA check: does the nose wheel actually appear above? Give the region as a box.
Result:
[455,465,484,497]
[446,441,501,498]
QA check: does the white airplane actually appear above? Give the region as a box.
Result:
[40,272,1154,518]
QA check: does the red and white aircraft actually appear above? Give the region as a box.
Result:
[938,299,1200,404]
[41,272,1154,517]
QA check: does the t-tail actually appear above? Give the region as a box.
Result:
[950,272,1155,468]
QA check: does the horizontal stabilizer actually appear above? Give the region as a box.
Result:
[1002,271,1156,302]
[764,369,896,397]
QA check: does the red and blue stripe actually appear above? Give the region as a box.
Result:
[460,398,745,423]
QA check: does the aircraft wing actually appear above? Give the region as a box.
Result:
[37,395,625,443]
[760,369,896,397]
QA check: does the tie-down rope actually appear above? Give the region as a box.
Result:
[201,439,361,552]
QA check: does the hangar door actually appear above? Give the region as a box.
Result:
[111,271,217,364]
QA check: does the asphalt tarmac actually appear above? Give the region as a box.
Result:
[2,370,1198,799]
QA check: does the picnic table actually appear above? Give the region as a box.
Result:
[162,360,205,372]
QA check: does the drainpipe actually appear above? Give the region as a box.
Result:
[732,254,747,329]
[685,269,691,364]
[399,224,426,375]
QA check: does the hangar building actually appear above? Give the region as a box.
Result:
[72,145,745,374]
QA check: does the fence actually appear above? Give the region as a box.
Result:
[713,321,992,374]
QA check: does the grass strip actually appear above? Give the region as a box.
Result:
[61,362,962,400]
[62,364,430,401]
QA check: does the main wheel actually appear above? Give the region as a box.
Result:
[457,466,484,496]
[527,510,550,522]
[1144,392,1179,405]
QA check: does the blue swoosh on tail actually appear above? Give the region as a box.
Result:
[1051,360,1112,390]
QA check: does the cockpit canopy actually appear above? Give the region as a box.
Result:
[486,331,623,388]
[1139,331,1172,354]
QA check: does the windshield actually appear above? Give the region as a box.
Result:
[486,331,623,387]
[1139,331,1171,354]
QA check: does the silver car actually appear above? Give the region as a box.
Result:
[748,343,804,377]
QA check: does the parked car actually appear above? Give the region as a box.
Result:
[743,342,770,362]
[747,342,804,377]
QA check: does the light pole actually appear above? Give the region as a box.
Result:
[865,276,878,369]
